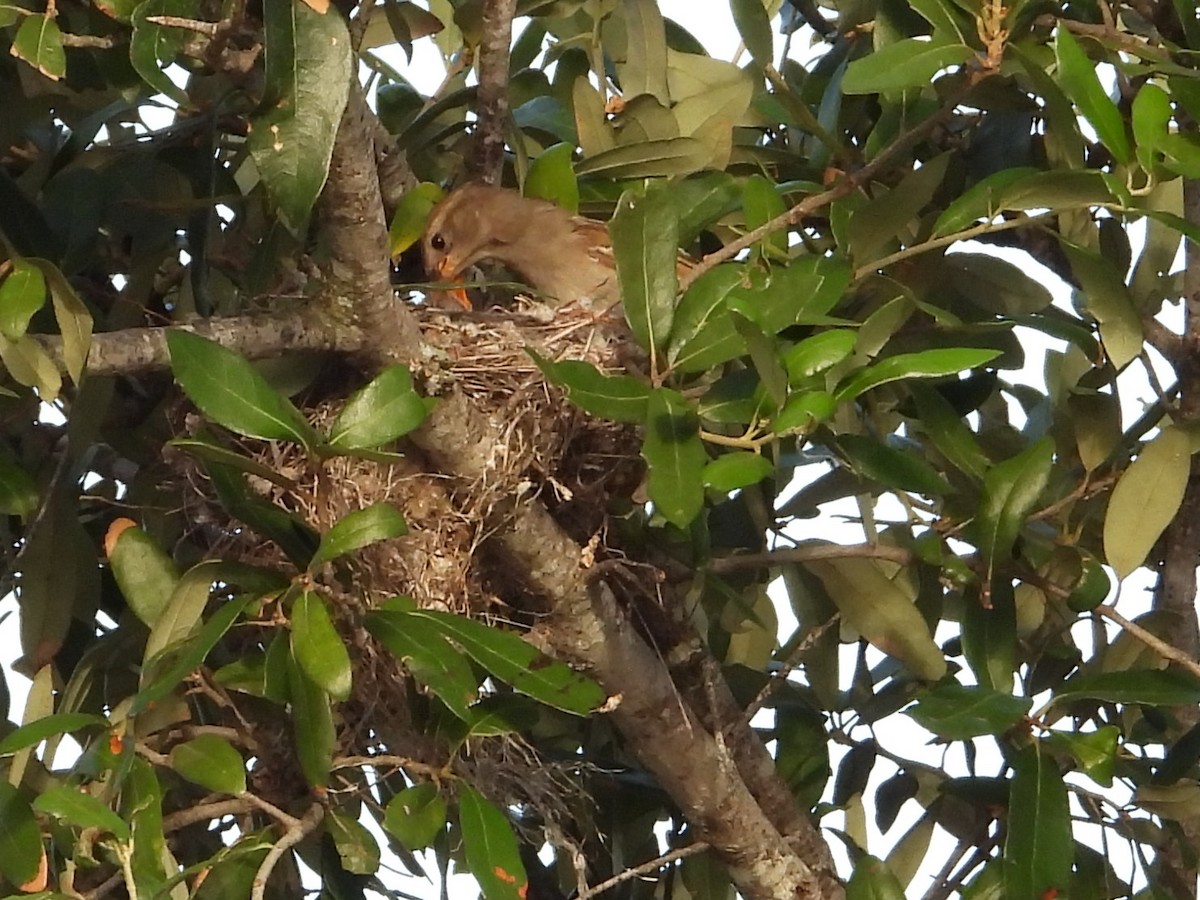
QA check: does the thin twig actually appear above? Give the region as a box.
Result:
[744,614,841,722]
[710,541,914,574]
[250,802,324,900]
[586,843,710,897]
[144,14,222,35]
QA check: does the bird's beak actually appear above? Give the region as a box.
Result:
[434,257,472,310]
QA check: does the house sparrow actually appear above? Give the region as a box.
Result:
[421,182,692,310]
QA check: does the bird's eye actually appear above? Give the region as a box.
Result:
[431,233,446,251]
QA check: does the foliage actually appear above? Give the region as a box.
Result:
[1,0,1200,898]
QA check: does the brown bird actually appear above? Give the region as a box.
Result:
[421,182,692,310]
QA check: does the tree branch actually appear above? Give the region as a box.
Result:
[709,542,914,575]
[470,0,517,185]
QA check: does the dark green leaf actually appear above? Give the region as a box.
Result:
[906,683,1030,739]
[667,266,746,373]
[838,434,952,496]
[286,653,335,787]
[169,734,247,794]
[703,452,773,492]
[774,391,836,435]
[730,0,773,67]
[108,523,181,629]
[459,785,529,900]
[835,348,1001,401]
[364,611,479,718]
[1004,744,1071,899]
[531,352,651,423]
[291,591,352,701]
[326,810,381,875]
[143,560,221,664]
[846,856,906,900]
[0,782,42,887]
[973,437,1054,575]
[784,330,856,384]
[1054,29,1131,164]
[610,186,680,358]
[129,0,193,101]
[643,388,707,527]
[167,331,316,446]
[0,713,107,757]
[383,783,446,851]
[1062,242,1143,370]
[842,39,972,94]
[1052,670,1200,707]
[909,383,989,479]
[1046,726,1118,787]
[0,452,37,519]
[310,502,408,570]
[962,581,1016,692]
[33,786,131,842]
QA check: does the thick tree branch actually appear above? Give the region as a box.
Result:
[470,0,517,185]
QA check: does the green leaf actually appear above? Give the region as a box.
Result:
[743,174,787,260]
[364,611,478,718]
[130,0,194,102]
[642,388,707,528]
[0,713,107,756]
[806,556,947,681]
[531,352,651,423]
[703,452,772,492]
[310,502,408,570]
[249,0,352,230]
[774,391,835,435]
[329,364,430,450]
[846,856,906,900]
[932,168,1040,237]
[1061,242,1143,370]
[0,782,43,887]
[1132,83,1172,172]
[167,330,316,447]
[400,609,606,715]
[667,265,746,373]
[848,154,951,265]
[169,734,248,795]
[33,786,130,842]
[290,591,352,702]
[1046,726,1118,787]
[1054,28,1131,164]
[910,383,989,479]
[524,143,578,213]
[0,259,45,340]
[961,581,1016,692]
[574,137,711,178]
[1104,425,1191,580]
[143,560,221,665]
[973,437,1054,576]
[0,333,62,400]
[383,783,446,851]
[672,172,742,244]
[1052,670,1200,707]
[835,348,1001,401]
[610,187,680,358]
[326,810,380,875]
[906,684,1030,740]
[12,13,65,79]
[108,523,181,629]
[459,785,529,900]
[838,434,953,497]
[388,183,444,258]
[286,653,335,787]
[945,253,1054,316]
[842,38,972,95]
[34,261,93,386]
[617,0,669,104]
[0,451,37,519]
[784,330,856,384]
[730,0,773,67]
[1004,744,1071,900]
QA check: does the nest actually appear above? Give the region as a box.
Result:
[166,301,644,834]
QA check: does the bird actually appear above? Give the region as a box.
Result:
[420,182,692,311]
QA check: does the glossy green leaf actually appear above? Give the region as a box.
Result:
[397,608,606,715]
[962,581,1016,692]
[459,785,529,900]
[0,259,45,340]
[932,168,1040,237]
[169,734,247,794]
[12,13,65,79]
[842,38,972,95]
[643,388,707,527]
[1104,425,1191,580]
[249,0,352,230]
[531,352,651,423]
[291,591,352,701]
[109,524,181,629]
[907,684,1030,739]
[610,187,680,358]
[672,171,742,244]
[1052,670,1200,707]
[388,183,444,258]
[329,364,430,450]
[365,610,479,719]
[743,174,787,259]
[973,437,1054,574]
[774,390,835,434]
[835,348,1001,401]
[909,383,989,479]
[784,330,856,384]
[34,785,130,842]
[167,330,316,447]
[0,782,43,887]
[1055,28,1131,164]
[326,810,380,875]
[839,434,952,496]
[524,143,579,213]
[806,556,946,681]
[1004,744,1071,900]
[310,502,408,570]
[1062,242,1143,370]
[703,452,772,492]
[0,713,107,757]
[667,265,746,373]
[383,782,446,851]
[286,653,335,787]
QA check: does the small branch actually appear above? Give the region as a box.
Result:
[250,802,324,900]
[586,843,710,898]
[162,798,252,833]
[683,82,974,288]
[744,614,841,722]
[333,754,449,781]
[1143,316,1184,364]
[1095,603,1200,679]
[710,542,914,574]
[144,14,222,35]
[470,0,517,185]
[1035,14,1169,61]
[59,32,122,48]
